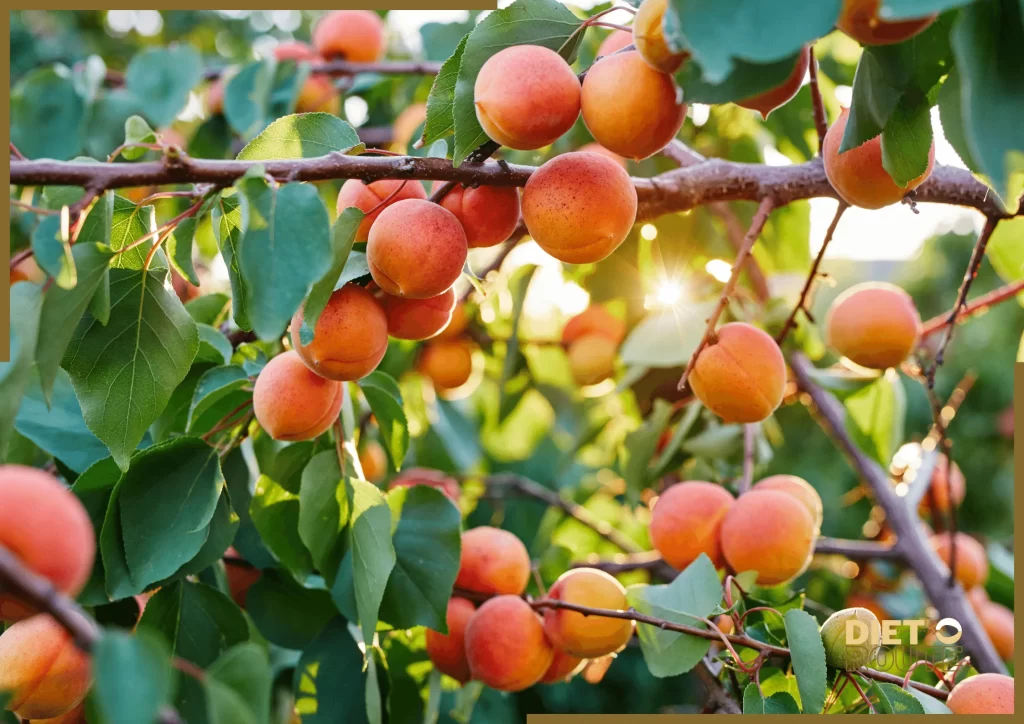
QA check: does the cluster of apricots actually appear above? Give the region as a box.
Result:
[562,305,626,386]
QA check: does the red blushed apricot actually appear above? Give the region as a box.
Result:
[945,673,1014,714]
[649,481,734,570]
[823,107,935,209]
[358,441,387,482]
[562,305,627,346]
[0,615,92,720]
[577,142,627,168]
[312,10,386,62]
[837,0,937,46]
[252,351,344,441]
[388,468,461,505]
[826,282,921,370]
[690,322,786,424]
[597,29,633,57]
[425,597,476,683]
[966,585,990,614]
[455,527,531,596]
[434,303,469,341]
[224,548,261,609]
[464,595,554,691]
[206,78,225,116]
[439,183,521,249]
[474,45,581,150]
[976,600,1014,660]
[367,199,468,299]
[336,178,427,243]
[714,615,735,636]
[581,51,686,160]
[274,41,317,62]
[720,489,816,586]
[291,284,388,381]
[29,701,86,723]
[736,47,810,119]
[543,569,634,658]
[417,339,476,391]
[930,532,988,590]
[633,0,688,73]
[10,256,44,286]
[295,76,340,115]
[753,475,823,532]
[918,454,965,515]
[541,648,585,684]
[380,287,456,341]
[567,334,618,386]
[0,466,95,622]
[522,152,637,264]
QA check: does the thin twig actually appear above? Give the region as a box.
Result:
[9,142,26,160]
[739,424,756,494]
[807,47,829,151]
[920,278,1024,337]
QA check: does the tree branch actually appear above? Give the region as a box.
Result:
[807,47,828,151]
[920,278,1024,338]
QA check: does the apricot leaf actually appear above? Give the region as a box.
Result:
[31,215,76,289]
[422,33,468,147]
[238,112,362,161]
[881,0,982,16]
[881,95,934,186]
[676,52,806,105]
[246,570,337,651]
[0,283,42,458]
[187,364,251,433]
[783,609,827,714]
[11,65,86,160]
[15,368,107,473]
[299,451,350,579]
[870,681,927,714]
[359,371,409,472]
[207,643,272,724]
[844,374,906,467]
[743,685,800,714]
[293,618,372,724]
[251,474,315,581]
[125,46,202,128]
[212,192,252,332]
[138,581,249,667]
[121,115,156,160]
[987,217,1024,284]
[92,629,173,724]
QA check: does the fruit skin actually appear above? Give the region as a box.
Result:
[650,481,734,570]
[224,548,261,609]
[597,28,633,57]
[388,468,461,505]
[567,334,618,386]
[929,532,989,589]
[581,51,686,160]
[29,701,86,723]
[312,10,386,62]
[206,78,225,116]
[358,441,388,482]
[837,0,937,46]
[975,600,1014,660]
[826,282,922,370]
[945,672,1015,714]
[473,45,581,150]
[562,305,627,346]
[819,607,881,670]
[391,103,427,152]
[633,0,687,73]
[714,615,735,636]
[290,284,389,381]
[417,340,476,391]
[464,595,555,691]
[252,351,344,441]
[823,107,935,209]
[736,47,810,119]
[273,41,317,62]
[10,256,44,286]
[0,466,95,621]
[439,183,521,249]
[367,199,469,299]
[435,303,470,341]
[336,179,427,243]
[919,454,965,515]
[455,527,531,596]
[540,648,585,684]
[720,489,816,585]
[753,475,823,532]
[380,287,456,341]
[273,42,340,115]
[0,614,93,719]
[577,142,627,168]
[522,152,637,264]
[543,568,634,658]
[689,322,786,424]
[425,597,476,683]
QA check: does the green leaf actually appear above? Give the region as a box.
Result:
[11,64,85,160]
[207,643,272,724]
[188,365,252,433]
[186,293,231,325]
[783,609,828,714]
[620,399,674,507]
[169,491,238,580]
[937,66,980,170]
[246,570,338,650]
[498,265,538,421]
[224,60,313,141]
[358,371,409,472]
[125,46,203,128]
[212,192,252,331]
[167,215,200,286]
[293,618,371,724]
[195,323,233,365]
[110,194,160,271]
[871,681,927,714]
[298,451,350,579]
[302,207,364,344]
[844,373,906,466]
[91,629,174,724]
[237,113,362,160]
[122,115,157,160]
[881,0,981,15]
[907,685,954,713]
[620,302,718,367]
[422,33,468,146]
[0,283,42,459]
[70,457,121,605]
[676,51,807,104]
[251,474,315,580]
[987,217,1024,283]
[346,479,396,647]
[31,215,77,289]
[743,685,800,714]
[335,251,371,289]
[881,95,934,186]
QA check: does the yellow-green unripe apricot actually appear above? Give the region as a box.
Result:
[820,607,881,670]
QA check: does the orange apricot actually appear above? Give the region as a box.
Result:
[474,45,581,150]
[577,142,627,168]
[823,107,935,209]
[540,648,585,684]
[295,75,340,115]
[543,568,634,658]
[252,350,344,441]
[10,256,44,286]
[597,29,633,57]
[562,305,627,346]
[434,303,470,341]
[206,78,225,116]
[380,287,456,341]
[567,334,618,386]
[929,532,989,590]
[391,103,427,152]
[976,600,1014,660]
[336,178,427,243]
[825,282,921,370]
[649,481,734,570]
[720,489,817,585]
[273,41,317,63]
[736,47,810,119]
[417,339,476,392]
[439,183,521,249]
[753,474,823,532]
[689,322,786,424]
[0,466,95,621]
[425,597,476,683]
[0,615,92,720]
[455,526,531,596]
[581,51,686,160]
[312,10,386,62]
[464,595,554,691]
[919,454,966,515]
[388,468,461,505]
[945,673,1014,714]
[633,0,688,73]
[966,585,990,614]
[837,0,937,46]
[358,441,387,482]
[521,152,637,264]
[714,615,735,636]
[224,548,261,609]
[29,701,86,723]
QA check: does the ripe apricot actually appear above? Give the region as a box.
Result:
[417,339,476,392]
[474,45,581,150]
[837,0,936,46]
[206,78,225,116]
[823,107,935,209]
[543,568,634,658]
[10,256,44,286]
[0,466,95,621]
[966,585,990,614]
[252,350,344,441]
[945,673,1014,714]
[633,0,688,73]
[929,532,988,590]
[577,142,627,168]
[388,468,460,505]
[29,701,86,723]
[720,489,816,585]
[581,51,686,160]
[224,548,261,609]
[464,595,554,691]
[358,441,387,482]
[367,199,468,299]
[567,334,618,386]
[650,481,734,570]
[826,282,921,370]
[976,600,1014,660]
[391,103,427,152]
[562,305,627,346]
[439,183,521,249]
[273,41,317,63]
[714,615,735,636]
[435,303,469,341]
[540,648,585,684]
[689,322,786,424]
[336,179,427,243]
[597,29,633,57]
[380,287,456,341]
[820,607,881,670]
[425,597,475,683]
[295,76,341,115]
[521,152,637,264]
[753,475,823,532]
[455,526,531,596]
[736,47,810,119]
[312,10,386,62]
[291,283,389,381]
[919,454,965,515]
[0,615,92,719]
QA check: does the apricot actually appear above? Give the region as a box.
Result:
[252,350,344,441]
[543,568,634,658]
[976,600,1014,660]
[29,701,86,723]
[425,597,475,683]
[417,339,476,391]
[224,548,261,609]
[336,179,427,243]
[577,142,627,168]
[919,454,965,515]
[521,152,637,264]
[273,41,317,63]
[0,615,92,719]
[753,475,823,532]
[581,51,686,160]
[206,78,225,116]
[367,199,468,299]
[649,481,734,570]
[826,282,921,370]
[473,45,581,150]
[945,673,1014,714]
[455,526,531,596]
[295,76,341,115]
[388,468,461,505]
[714,615,735,636]
[312,10,386,62]
[823,107,935,209]
[929,532,988,590]
[720,489,816,585]
[689,322,786,424]
[562,305,627,346]
[291,283,388,381]
[540,648,585,684]
[597,29,633,57]
[633,0,688,73]
[391,103,427,152]
[837,0,936,46]
[434,302,469,341]
[10,256,44,286]
[380,287,456,341]
[966,585,990,614]
[568,334,618,386]
[0,466,95,621]
[464,595,554,691]
[358,441,387,482]
[819,607,881,670]
[439,182,521,249]
[736,47,810,119]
